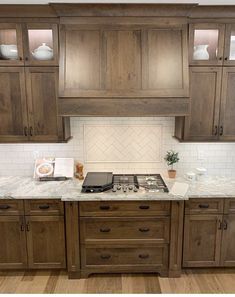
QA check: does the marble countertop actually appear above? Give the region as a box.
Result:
[0,175,235,201]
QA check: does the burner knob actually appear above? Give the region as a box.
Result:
[117,185,121,190]
[112,187,116,192]
[133,187,138,192]
[129,185,133,190]
[123,187,127,193]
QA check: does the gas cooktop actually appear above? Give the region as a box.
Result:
[82,172,169,193]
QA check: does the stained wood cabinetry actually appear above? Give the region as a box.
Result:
[183,198,235,268]
[66,201,184,278]
[59,18,189,99]
[0,199,66,269]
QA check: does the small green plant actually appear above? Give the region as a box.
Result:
[164,150,179,170]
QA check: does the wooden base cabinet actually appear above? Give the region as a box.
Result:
[183,198,235,268]
[66,201,184,279]
[0,199,66,270]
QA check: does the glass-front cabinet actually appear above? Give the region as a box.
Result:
[189,23,225,65]
[0,22,58,66]
[224,24,235,66]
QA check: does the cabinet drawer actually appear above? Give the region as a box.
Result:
[80,217,170,244]
[79,201,170,217]
[224,198,235,214]
[0,200,24,215]
[24,199,64,216]
[185,199,224,214]
[82,244,168,268]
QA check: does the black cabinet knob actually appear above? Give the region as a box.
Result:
[139,254,149,259]
[100,254,111,260]
[100,205,110,210]
[198,204,209,209]
[39,205,50,210]
[139,205,150,210]
[100,228,111,233]
[0,205,10,210]
[139,227,150,232]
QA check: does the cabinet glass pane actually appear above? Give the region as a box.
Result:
[0,29,18,61]
[28,29,53,61]
[193,29,219,61]
[229,31,235,60]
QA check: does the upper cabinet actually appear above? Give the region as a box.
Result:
[189,22,235,66]
[0,21,58,66]
[59,18,189,98]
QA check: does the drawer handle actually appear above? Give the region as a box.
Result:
[0,205,10,210]
[139,227,150,232]
[100,205,110,210]
[100,254,111,260]
[198,204,209,209]
[100,228,111,233]
[139,205,150,210]
[38,205,50,210]
[139,254,149,259]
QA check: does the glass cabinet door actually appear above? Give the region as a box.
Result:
[23,23,58,66]
[189,23,225,65]
[0,23,24,66]
[224,24,235,66]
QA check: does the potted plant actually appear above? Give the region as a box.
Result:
[164,150,179,178]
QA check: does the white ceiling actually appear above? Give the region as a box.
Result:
[0,0,235,5]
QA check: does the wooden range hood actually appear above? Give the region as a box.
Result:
[53,4,195,117]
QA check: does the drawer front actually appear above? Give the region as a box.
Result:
[0,200,24,215]
[185,199,224,214]
[80,217,170,244]
[224,198,235,214]
[24,199,64,216]
[79,201,170,217]
[82,245,168,268]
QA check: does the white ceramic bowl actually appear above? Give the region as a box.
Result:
[32,50,53,61]
[0,44,18,60]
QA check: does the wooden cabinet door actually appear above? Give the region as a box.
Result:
[0,215,27,269]
[25,67,60,142]
[183,215,222,267]
[0,67,29,142]
[220,214,235,266]
[142,25,188,97]
[26,216,66,269]
[184,67,222,141]
[219,67,235,141]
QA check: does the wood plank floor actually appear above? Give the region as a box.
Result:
[0,269,235,293]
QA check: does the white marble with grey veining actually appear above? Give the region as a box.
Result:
[0,175,235,201]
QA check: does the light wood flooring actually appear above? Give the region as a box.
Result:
[0,269,235,294]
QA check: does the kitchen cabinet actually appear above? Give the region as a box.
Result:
[183,198,235,268]
[175,66,235,141]
[66,201,184,278]
[0,21,58,66]
[59,18,189,98]
[26,215,66,269]
[0,199,66,269]
[0,67,71,143]
[0,215,27,269]
[183,214,222,267]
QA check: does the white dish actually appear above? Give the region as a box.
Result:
[0,44,18,60]
[32,43,53,61]
[36,162,54,177]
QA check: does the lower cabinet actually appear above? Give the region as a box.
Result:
[0,200,66,269]
[183,198,235,268]
[65,201,184,278]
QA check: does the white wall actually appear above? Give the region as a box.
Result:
[0,117,235,177]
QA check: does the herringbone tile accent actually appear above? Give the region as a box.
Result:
[84,125,162,163]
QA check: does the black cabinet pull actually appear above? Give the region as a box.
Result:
[139,254,149,259]
[39,205,50,210]
[19,57,23,61]
[20,223,24,231]
[29,126,33,137]
[139,227,150,232]
[219,57,223,60]
[225,57,228,61]
[224,220,228,230]
[198,204,209,209]
[100,228,111,233]
[100,254,111,260]
[139,205,150,210]
[100,205,110,210]
[214,125,218,136]
[24,126,28,136]
[0,205,10,210]
[220,126,223,136]
[218,220,223,230]
[26,222,30,232]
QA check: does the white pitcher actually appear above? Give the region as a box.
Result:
[193,44,209,60]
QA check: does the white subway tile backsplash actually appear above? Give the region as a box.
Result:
[0,117,235,177]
